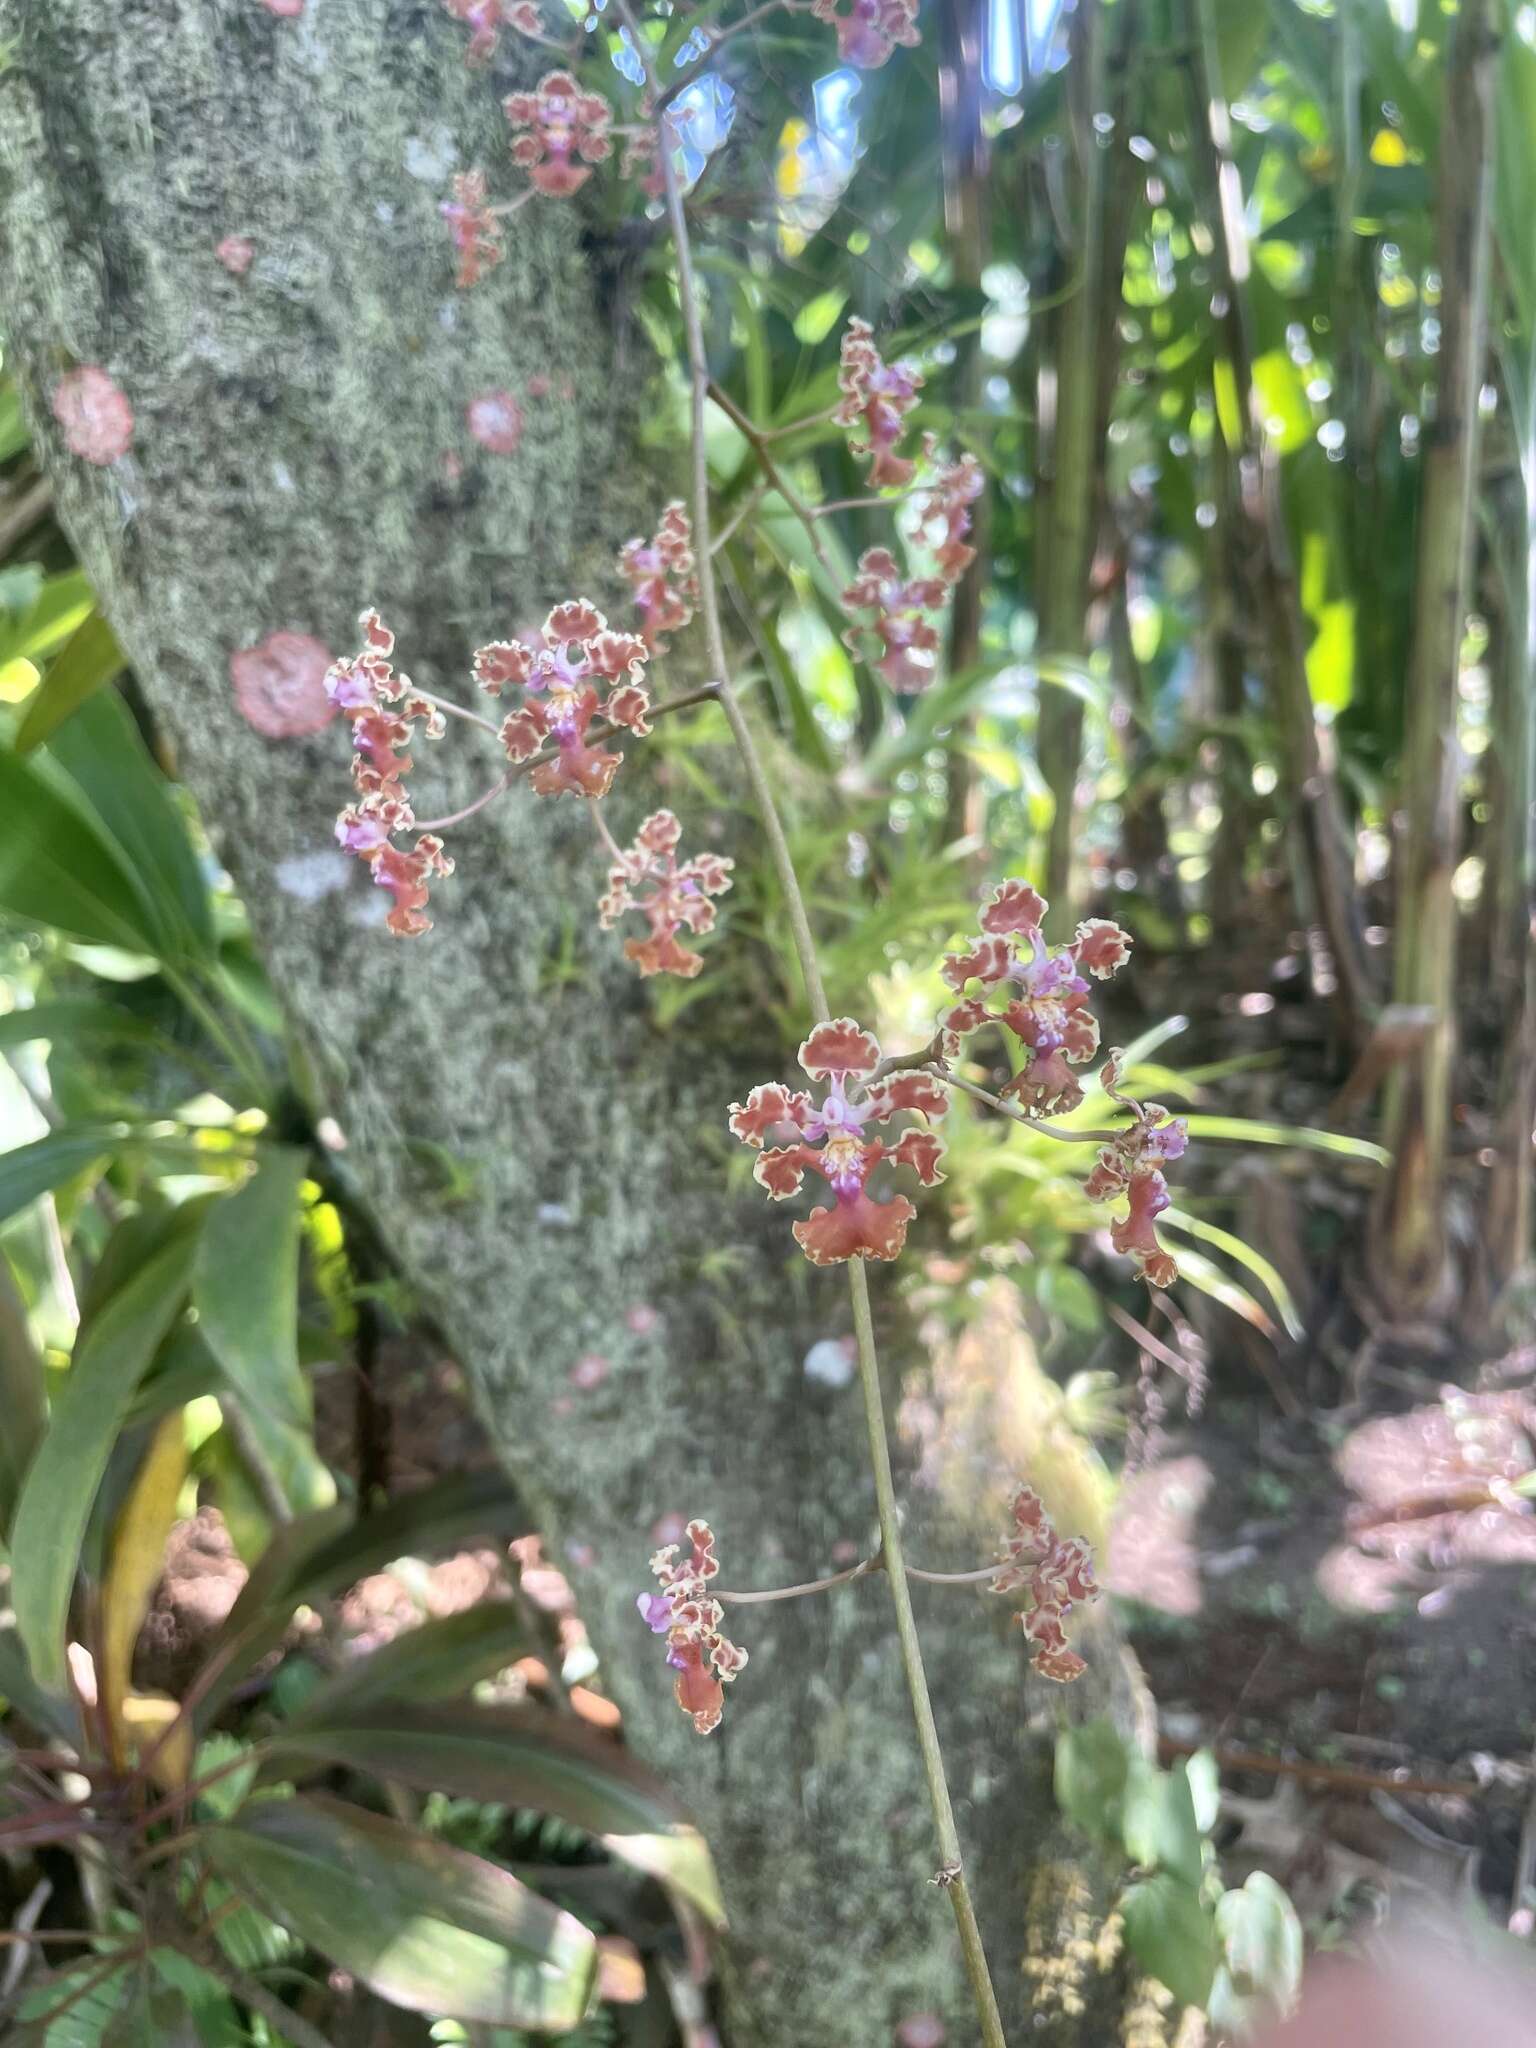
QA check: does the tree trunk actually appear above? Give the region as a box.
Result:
[1372,0,1496,1313]
[0,3,1145,2038]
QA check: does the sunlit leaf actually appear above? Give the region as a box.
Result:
[204,1795,598,2029]
[10,1235,195,1691]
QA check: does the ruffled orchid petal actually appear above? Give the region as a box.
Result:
[603,683,652,735]
[868,1071,949,1121]
[499,705,549,761]
[728,1083,813,1147]
[798,1018,881,1079]
[1072,917,1133,979]
[793,1190,915,1266]
[941,935,1013,992]
[637,809,683,855]
[892,1127,946,1187]
[474,639,534,693]
[981,879,1048,936]
[755,1146,813,1199]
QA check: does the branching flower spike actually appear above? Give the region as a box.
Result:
[842,547,951,694]
[836,316,923,487]
[639,1520,747,1735]
[729,1020,947,1265]
[1084,1051,1189,1289]
[941,880,1132,1114]
[440,170,504,289]
[992,1485,1101,1683]
[618,502,697,653]
[599,809,733,978]
[504,71,613,196]
[474,602,651,799]
[327,612,454,936]
[812,0,922,70]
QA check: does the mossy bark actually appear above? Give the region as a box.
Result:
[0,4,1141,2036]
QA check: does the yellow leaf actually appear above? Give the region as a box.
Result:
[99,1411,187,1757]
[1369,128,1409,166]
[118,1689,194,1791]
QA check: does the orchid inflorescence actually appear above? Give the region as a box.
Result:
[991,1485,1102,1684]
[637,1520,748,1735]
[313,4,1195,1808]
[640,1484,1102,1736]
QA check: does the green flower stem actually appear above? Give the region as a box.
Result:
[621,13,1008,2036]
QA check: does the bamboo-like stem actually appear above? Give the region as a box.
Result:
[622,10,1006,2035]
[1185,0,1374,1050]
[1479,358,1535,1315]
[1373,0,1496,1307]
[1033,0,1110,929]
[938,0,991,850]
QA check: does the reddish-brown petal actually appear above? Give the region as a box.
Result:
[869,1072,948,1122]
[603,683,651,735]
[981,879,1048,936]
[892,1127,946,1186]
[500,705,549,761]
[545,599,604,644]
[1073,917,1132,979]
[793,1190,915,1266]
[230,631,337,738]
[50,366,135,465]
[755,1146,813,1199]
[728,1083,812,1147]
[1060,1004,1100,1062]
[530,742,619,799]
[474,639,534,692]
[1001,1047,1084,1115]
[1031,1644,1088,1683]
[937,998,990,1054]
[636,810,682,854]
[672,1646,725,1735]
[624,931,703,979]
[798,1017,880,1079]
[940,934,1013,992]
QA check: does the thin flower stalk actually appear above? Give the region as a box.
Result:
[620,9,1006,2032]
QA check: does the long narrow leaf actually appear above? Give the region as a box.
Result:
[10,1235,195,1691]
[204,1795,597,2030]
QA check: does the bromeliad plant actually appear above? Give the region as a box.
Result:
[318,7,1193,2040]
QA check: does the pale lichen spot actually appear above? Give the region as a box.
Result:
[275,850,354,902]
[404,132,460,184]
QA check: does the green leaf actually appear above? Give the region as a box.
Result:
[1161,1208,1306,1343]
[0,746,163,950]
[294,1604,531,1715]
[43,691,214,960]
[204,1794,598,2030]
[10,1234,195,1690]
[198,1470,529,1716]
[1120,1873,1219,2010]
[0,1127,239,1231]
[1054,1717,1131,1840]
[16,611,125,755]
[0,1621,82,1745]
[265,1702,725,1927]
[0,1252,47,1534]
[16,1952,140,2047]
[1183,1749,1221,1836]
[1121,1761,1204,1888]
[1,570,95,670]
[0,999,165,1052]
[194,1147,309,1432]
[1180,1115,1390,1167]
[1215,1871,1303,2010]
